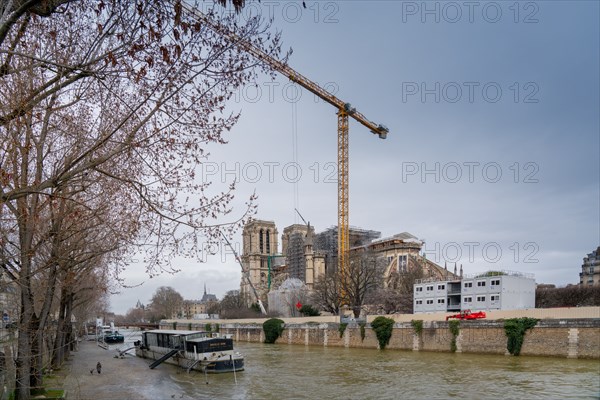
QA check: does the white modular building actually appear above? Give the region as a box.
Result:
[414,271,536,314]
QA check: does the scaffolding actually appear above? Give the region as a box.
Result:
[286,231,306,282]
[267,278,308,317]
[314,226,381,272]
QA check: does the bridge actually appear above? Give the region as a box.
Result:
[119,323,159,330]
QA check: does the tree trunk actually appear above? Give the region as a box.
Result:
[15,283,33,400]
[63,292,74,358]
[52,292,68,367]
[29,316,43,391]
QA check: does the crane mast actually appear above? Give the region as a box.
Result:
[182,4,389,303]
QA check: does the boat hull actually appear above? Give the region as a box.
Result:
[135,347,244,374]
[202,356,245,373]
[103,335,125,344]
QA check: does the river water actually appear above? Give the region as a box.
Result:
[119,339,599,399]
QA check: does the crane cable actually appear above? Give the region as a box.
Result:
[291,84,299,224]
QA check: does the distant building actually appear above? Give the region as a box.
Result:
[414,271,536,314]
[366,233,460,286]
[240,219,327,305]
[240,219,460,308]
[579,246,600,287]
[180,284,218,319]
[135,299,145,309]
[240,220,279,304]
[200,284,218,303]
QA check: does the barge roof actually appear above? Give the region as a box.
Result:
[144,329,208,335]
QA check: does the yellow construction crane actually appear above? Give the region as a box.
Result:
[182,4,388,301]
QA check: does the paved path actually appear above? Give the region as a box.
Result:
[64,340,190,400]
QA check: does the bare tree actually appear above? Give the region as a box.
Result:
[371,268,424,314]
[0,0,247,50]
[122,307,146,324]
[311,250,385,318]
[0,2,285,398]
[149,286,183,320]
[342,249,386,318]
[219,289,261,319]
[311,270,341,315]
[536,285,600,308]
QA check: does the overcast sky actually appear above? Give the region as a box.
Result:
[110,1,599,314]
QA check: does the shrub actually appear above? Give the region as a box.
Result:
[504,317,538,356]
[205,323,212,332]
[371,316,395,350]
[263,318,285,344]
[338,323,348,338]
[215,323,220,333]
[172,322,177,330]
[299,304,321,317]
[448,320,460,352]
[187,322,192,330]
[411,319,423,335]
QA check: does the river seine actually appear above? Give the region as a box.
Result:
[141,341,599,399]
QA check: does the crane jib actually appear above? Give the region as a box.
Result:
[180,3,388,139]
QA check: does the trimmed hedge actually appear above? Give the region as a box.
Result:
[371,316,395,350]
[263,318,285,344]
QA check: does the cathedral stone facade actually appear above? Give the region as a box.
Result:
[240,219,325,305]
[240,221,454,306]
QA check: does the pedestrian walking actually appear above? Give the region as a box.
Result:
[96,361,102,374]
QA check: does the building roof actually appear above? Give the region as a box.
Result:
[201,293,218,302]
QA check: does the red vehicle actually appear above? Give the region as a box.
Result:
[446,309,486,321]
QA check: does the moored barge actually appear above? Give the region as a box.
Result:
[135,329,244,373]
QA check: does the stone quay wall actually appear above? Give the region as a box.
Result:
[166,318,600,359]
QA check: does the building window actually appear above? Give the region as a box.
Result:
[416,300,423,305]
[426,285,434,291]
[477,281,486,287]
[426,299,434,305]
[590,267,595,274]
[464,282,472,288]
[437,284,445,290]
[266,229,271,254]
[398,255,408,273]
[415,287,423,292]
[491,279,500,286]
[464,297,472,303]
[491,295,500,301]
[437,298,445,304]
[477,296,486,302]
[259,229,264,253]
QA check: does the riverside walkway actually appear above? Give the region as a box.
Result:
[64,339,190,400]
